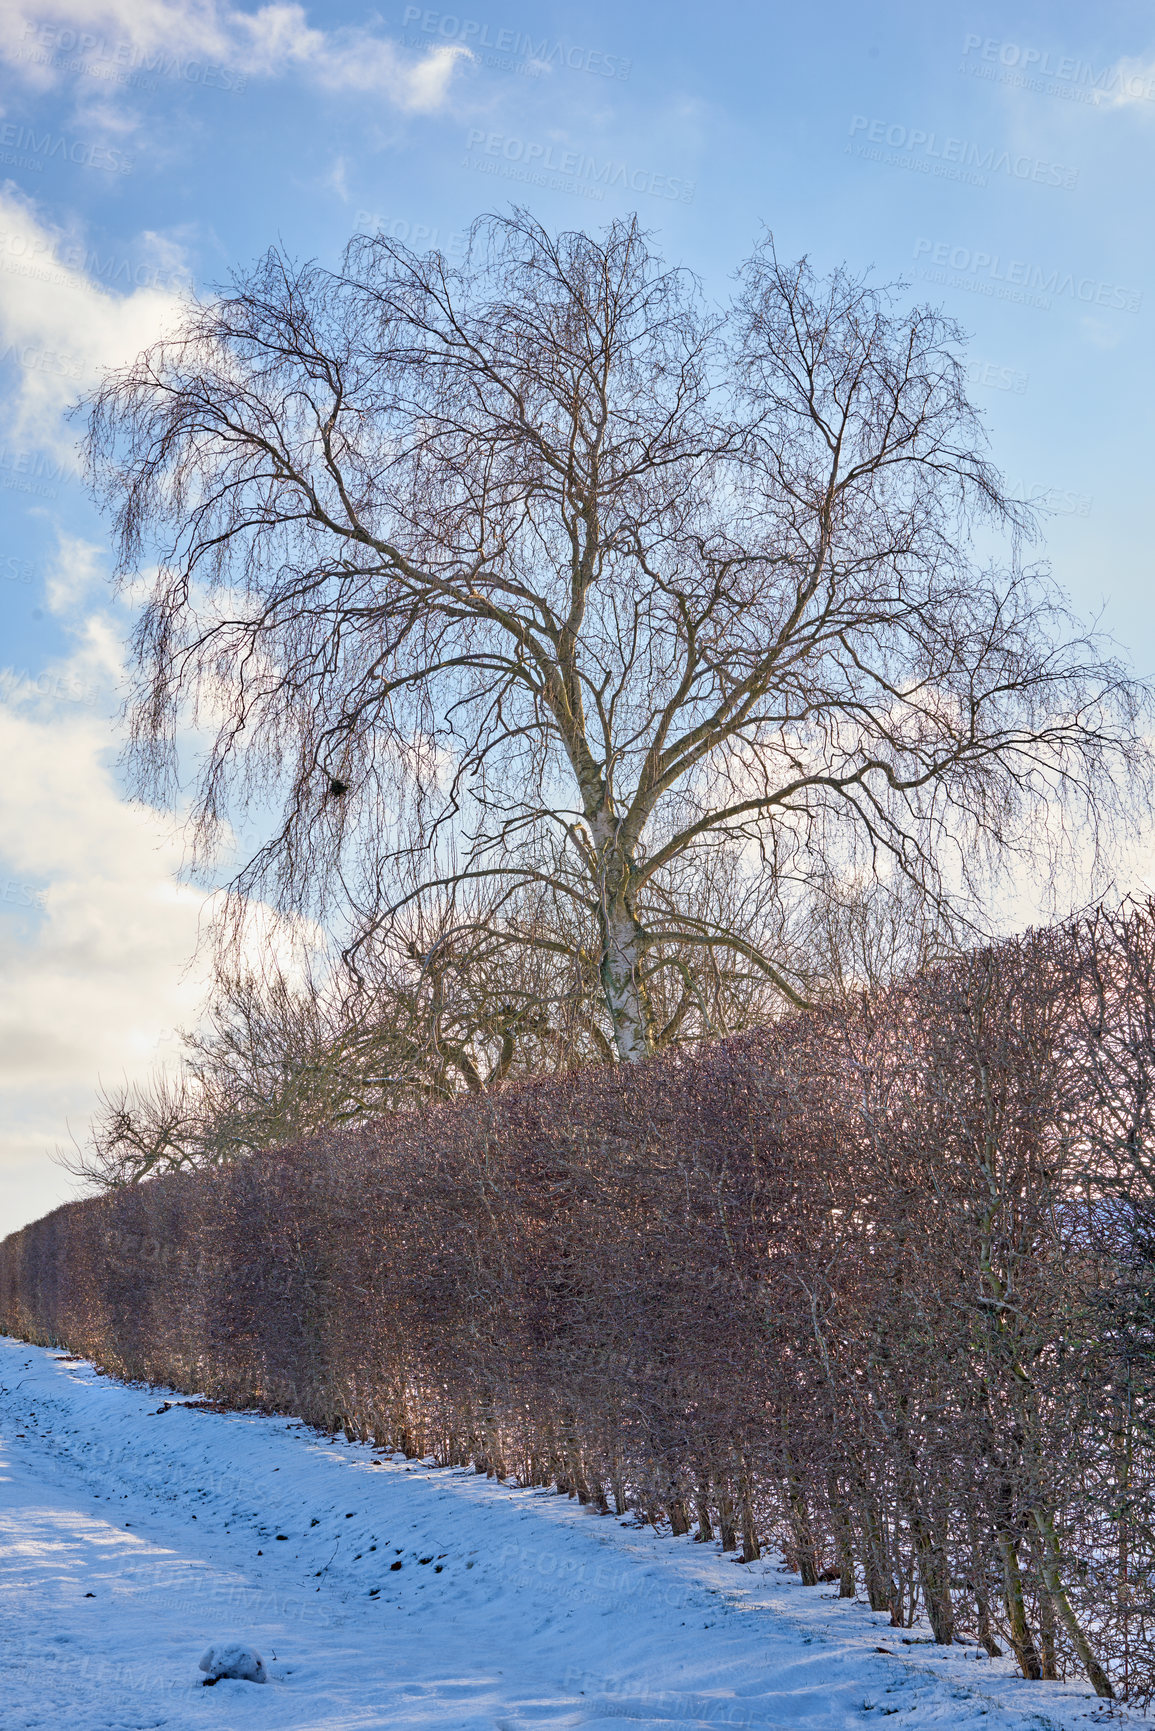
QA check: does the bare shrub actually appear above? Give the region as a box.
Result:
[9,908,1155,1702]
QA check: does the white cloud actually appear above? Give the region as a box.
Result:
[235,4,468,103]
[0,525,333,1232]
[2,0,469,110]
[44,528,106,614]
[0,704,205,1098]
[1099,56,1155,110]
[0,563,211,1229]
[323,153,352,204]
[0,184,188,463]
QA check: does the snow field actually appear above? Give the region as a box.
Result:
[0,1336,1146,1730]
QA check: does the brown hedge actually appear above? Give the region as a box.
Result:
[3,917,1155,1700]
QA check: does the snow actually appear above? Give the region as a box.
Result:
[0,1335,1146,1730]
[200,1641,268,1683]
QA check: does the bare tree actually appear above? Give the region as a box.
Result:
[64,886,600,1187]
[60,1068,209,1190]
[67,864,826,1188]
[86,211,1149,1061]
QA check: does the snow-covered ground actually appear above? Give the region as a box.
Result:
[0,1336,1145,1731]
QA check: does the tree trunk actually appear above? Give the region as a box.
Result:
[600,901,654,1062]
[740,1483,761,1563]
[827,1474,856,1598]
[906,1508,954,1645]
[717,1486,738,1552]
[859,1492,900,1621]
[997,1530,1043,1680]
[787,1478,819,1585]
[975,1582,1002,1658]
[587,821,656,1062]
[668,1496,691,1536]
[1037,1581,1058,1680]
[1031,1509,1114,1699]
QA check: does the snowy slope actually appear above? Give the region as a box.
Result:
[0,1336,1144,1730]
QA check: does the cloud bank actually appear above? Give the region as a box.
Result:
[0,542,211,1229]
[2,0,469,110]
[0,184,187,461]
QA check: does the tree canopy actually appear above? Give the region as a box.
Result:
[86,210,1149,1061]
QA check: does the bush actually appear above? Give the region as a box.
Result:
[4,914,1155,1700]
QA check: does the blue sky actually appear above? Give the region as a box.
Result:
[1,0,1153,1229]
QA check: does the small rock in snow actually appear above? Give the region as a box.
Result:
[199,1642,268,1684]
